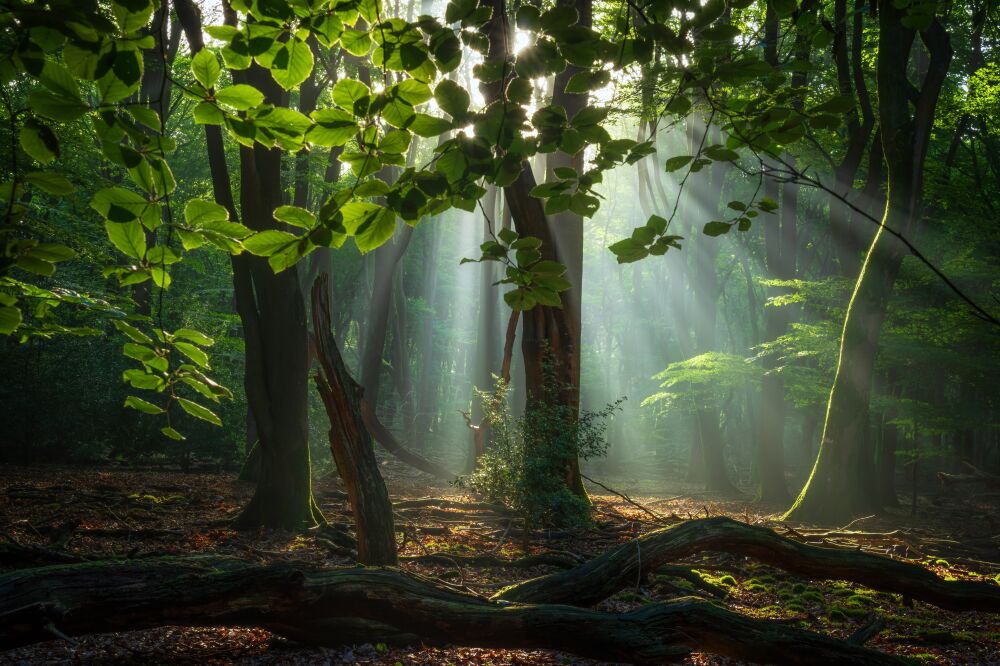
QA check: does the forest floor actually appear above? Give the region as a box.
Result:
[0,461,997,665]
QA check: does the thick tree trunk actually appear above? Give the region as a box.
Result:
[496,516,1000,612]
[174,0,320,531]
[0,557,904,664]
[312,275,398,566]
[784,4,951,524]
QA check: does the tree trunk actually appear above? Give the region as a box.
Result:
[174,0,320,531]
[785,5,952,523]
[0,556,903,665]
[481,0,587,502]
[312,274,398,566]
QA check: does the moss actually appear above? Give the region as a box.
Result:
[791,582,807,593]
[798,591,824,604]
[717,575,738,587]
[784,602,806,613]
[827,608,849,623]
[847,594,874,606]
[746,583,768,593]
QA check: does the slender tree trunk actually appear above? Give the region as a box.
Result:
[785,5,951,523]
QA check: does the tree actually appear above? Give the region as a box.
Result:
[785,0,953,523]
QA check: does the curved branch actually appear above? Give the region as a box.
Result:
[495,517,1000,612]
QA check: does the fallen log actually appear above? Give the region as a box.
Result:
[0,556,902,664]
[495,516,1000,612]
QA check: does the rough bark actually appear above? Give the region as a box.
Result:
[0,556,904,664]
[496,516,1000,612]
[785,4,952,524]
[312,274,397,566]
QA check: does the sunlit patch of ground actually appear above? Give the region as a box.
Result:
[0,463,997,665]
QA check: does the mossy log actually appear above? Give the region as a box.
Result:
[495,516,1000,612]
[0,556,902,664]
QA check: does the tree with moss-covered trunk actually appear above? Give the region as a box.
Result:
[785,0,952,524]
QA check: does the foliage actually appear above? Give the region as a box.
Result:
[465,368,621,527]
[643,352,758,412]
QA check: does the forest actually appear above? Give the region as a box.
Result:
[0,0,998,662]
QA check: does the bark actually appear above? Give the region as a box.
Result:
[174,0,321,530]
[312,274,398,566]
[785,4,952,524]
[496,516,1000,612]
[0,556,904,664]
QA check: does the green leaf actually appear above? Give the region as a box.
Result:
[380,128,411,154]
[608,238,649,263]
[124,395,165,415]
[105,219,147,259]
[341,29,372,57]
[185,199,229,226]
[177,397,222,426]
[434,79,470,121]
[273,205,316,229]
[703,221,732,237]
[564,69,611,94]
[0,306,22,335]
[28,90,88,122]
[114,319,153,344]
[123,368,165,390]
[332,78,370,113]
[19,121,59,165]
[161,426,186,441]
[308,108,358,146]
[173,341,210,368]
[24,172,74,194]
[504,288,536,310]
[243,229,298,255]
[191,49,221,88]
[214,84,264,110]
[665,155,693,172]
[173,328,215,346]
[409,113,451,137]
[270,38,313,90]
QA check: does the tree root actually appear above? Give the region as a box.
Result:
[495,516,1000,612]
[0,556,903,664]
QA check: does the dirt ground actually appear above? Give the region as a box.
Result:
[0,462,997,665]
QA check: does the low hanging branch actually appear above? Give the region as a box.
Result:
[495,516,1000,612]
[0,556,903,664]
[359,399,459,481]
[312,274,397,566]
